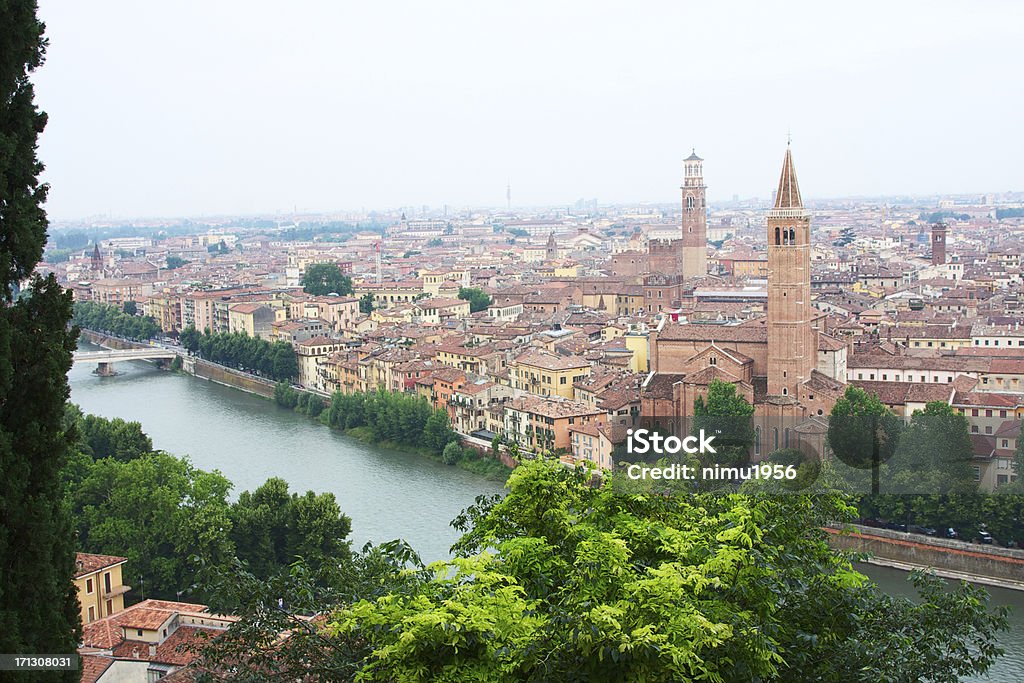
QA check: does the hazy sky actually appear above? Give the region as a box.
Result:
[32,1,1024,220]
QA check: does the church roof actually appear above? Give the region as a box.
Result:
[774,144,803,209]
[685,149,703,162]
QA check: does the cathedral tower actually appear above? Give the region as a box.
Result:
[680,150,707,280]
[767,144,815,398]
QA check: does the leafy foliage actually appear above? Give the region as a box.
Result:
[359,292,374,314]
[0,1,82,671]
[67,404,153,461]
[322,389,457,456]
[692,379,755,467]
[302,263,353,296]
[73,300,160,339]
[184,326,298,381]
[324,459,1008,682]
[457,287,492,313]
[229,478,352,579]
[166,255,188,269]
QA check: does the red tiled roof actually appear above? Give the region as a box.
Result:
[75,553,127,578]
[80,654,113,683]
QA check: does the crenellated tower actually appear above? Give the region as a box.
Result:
[680,149,707,280]
[767,143,815,398]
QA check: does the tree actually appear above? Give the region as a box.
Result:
[325,459,1007,682]
[887,402,976,495]
[302,263,353,296]
[179,324,201,353]
[441,441,462,465]
[457,287,492,313]
[359,292,375,314]
[827,385,902,495]
[165,255,187,269]
[692,379,754,467]
[229,478,352,580]
[122,300,138,315]
[0,1,83,673]
[69,451,235,601]
[73,407,153,461]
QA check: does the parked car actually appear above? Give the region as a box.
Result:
[977,531,995,545]
[885,521,908,532]
[908,524,937,536]
[859,518,886,528]
[944,528,958,539]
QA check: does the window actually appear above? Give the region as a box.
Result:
[104,572,111,594]
[86,578,94,594]
[985,425,993,434]
[138,629,144,637]
[973,467,981,482]
[559,376,566,385]
[754,427,761,456]
[88,606,95,622]
[106,599,113,615]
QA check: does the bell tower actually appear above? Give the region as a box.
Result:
[767,143,815,398]
[680,149,707,280]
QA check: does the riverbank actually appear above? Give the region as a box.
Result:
[827,525,1024,592]
[77,330,510,483]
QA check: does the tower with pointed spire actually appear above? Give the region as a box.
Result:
[767,143,815,398]
[545,230,558,261]
[680,149,707,280]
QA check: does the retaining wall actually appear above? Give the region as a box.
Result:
[827,524,1024,588]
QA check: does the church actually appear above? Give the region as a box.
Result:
[641,144,848,448]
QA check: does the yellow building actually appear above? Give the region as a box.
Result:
[74,552,130,625]
[420,269,469,296]
[509,349,591,399]
[624,331,649,373]
[228,303,277,339]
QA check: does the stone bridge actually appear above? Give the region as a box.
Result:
[74,348,179,376]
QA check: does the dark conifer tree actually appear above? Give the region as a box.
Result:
[0,1,83,675]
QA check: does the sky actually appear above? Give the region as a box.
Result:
[32,0,1024,220]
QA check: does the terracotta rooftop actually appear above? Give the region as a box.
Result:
[75,553,127,578]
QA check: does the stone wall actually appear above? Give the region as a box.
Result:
[192,359,277,399]
[827,524,1024,587]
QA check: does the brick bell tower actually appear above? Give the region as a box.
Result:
[767,143,815,398]
[680,149,708,280]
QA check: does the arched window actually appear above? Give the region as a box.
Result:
[782,387,788,395]
[775,227,781,245]
[686,196,695,211]
[784,428,790,448]
[789,228,796,244]
[772,427,779,451]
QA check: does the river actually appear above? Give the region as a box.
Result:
[67,348,1022,681]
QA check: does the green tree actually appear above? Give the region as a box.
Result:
[0,1,82,673]
[457,286,492,313]
[74,408,153,461]
[302,263,353,296]
[69,451,235,601]
[827,385,902,495]
[122,300,137,315]
[359,292,375,314]
[165,255,187,269]
[325,459,1007,682]
[887,402,976,495]
[229,477,351,580]
[441,441,462,465]
[179,324,200,353]
[692,379,754,467]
